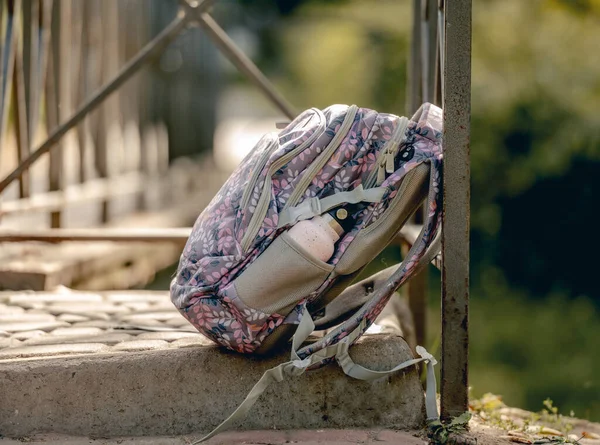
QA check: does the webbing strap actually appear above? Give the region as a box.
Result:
[194,306,438,444]
[277,185,387,228]
[337,343,438,419]
[331,315,438,420]
[313,231,441,331]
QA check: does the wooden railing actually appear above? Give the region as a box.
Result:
[0,0,172,230]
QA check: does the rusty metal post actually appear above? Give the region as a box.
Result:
[406,0,424,349]
[440,0,471,420]
[407,0,422,114]
[405,0,428,351]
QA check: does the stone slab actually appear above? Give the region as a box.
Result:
[0,342,111,359]
[0,429,429,444]
[0,320,70,332]
[0,334,426,438]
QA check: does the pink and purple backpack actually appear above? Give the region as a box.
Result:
[171,103,443,441]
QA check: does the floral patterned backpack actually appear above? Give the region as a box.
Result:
[171,103,444,441]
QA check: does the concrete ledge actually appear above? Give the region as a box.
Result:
[0,334,425,437]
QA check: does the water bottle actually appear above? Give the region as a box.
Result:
[287,205,359,262]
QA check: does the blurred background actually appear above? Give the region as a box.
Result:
[1,0,598,422]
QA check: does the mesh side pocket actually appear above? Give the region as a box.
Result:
[234,231,334,316]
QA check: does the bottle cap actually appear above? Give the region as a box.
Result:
[321,214,344,237]
[327,202,366,233]
[335,208,348,220]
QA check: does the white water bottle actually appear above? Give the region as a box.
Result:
[287,208,350,262]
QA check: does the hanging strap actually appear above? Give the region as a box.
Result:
[313,231,441,330]
[194,305,438,444]
[277,185,388,228]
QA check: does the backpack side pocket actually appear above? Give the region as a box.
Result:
[234,231,334,317]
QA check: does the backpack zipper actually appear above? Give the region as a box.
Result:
[240,110,327,252]
[364,116,409,189]
[283,105,359,210]
[240,133,279,209]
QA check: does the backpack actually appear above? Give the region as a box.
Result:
[171,103,444,442]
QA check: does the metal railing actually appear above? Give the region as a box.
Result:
[0,0,172,228]
[0,0,471,423]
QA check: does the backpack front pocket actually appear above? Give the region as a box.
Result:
[234,231,334,317]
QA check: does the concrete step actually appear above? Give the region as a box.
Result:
[0,429,429,445]
[0,290,427,438]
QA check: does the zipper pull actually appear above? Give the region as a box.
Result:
[377,163,387,185]
[385,152,395,174]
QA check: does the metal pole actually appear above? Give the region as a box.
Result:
[0,227,192,243]
[406,0,422,114]
[195,13,296,120]
[405,0,426,351]
[440,0,471,420]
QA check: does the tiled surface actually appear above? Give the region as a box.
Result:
[0,288,209,361]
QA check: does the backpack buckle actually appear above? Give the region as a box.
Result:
[280,197,322,227]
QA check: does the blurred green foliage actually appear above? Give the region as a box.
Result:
[237,0,600,420]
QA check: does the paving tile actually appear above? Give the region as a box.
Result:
[373,430,427,443]
[170,336,213,348]
[0,304,25,314]
[115,318,166,327]
[11,330,48,340]
[0,313,56,322]
[46,303,130,316]
[147,301,177,311]
[26,309,56,314]
[119,312,182,323]
[0,321,70,333]
[120,302,152,311]
[284,430,370,443]
[136,331,201,341]
[24,332,133,346]
[204,430,288,445]
[104,291,169,304]
[50,327,104,337]
[72,320,118,328]
[165,316,191,328]
[9,292,103,305]
[10,301,47,310]
[57,314,90,323]
[23,335,91,346]
[111,339,170,352]
[0,337,22,348]
[80,333,135,344]
[0,343,110,359]
[110,328,168,335]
